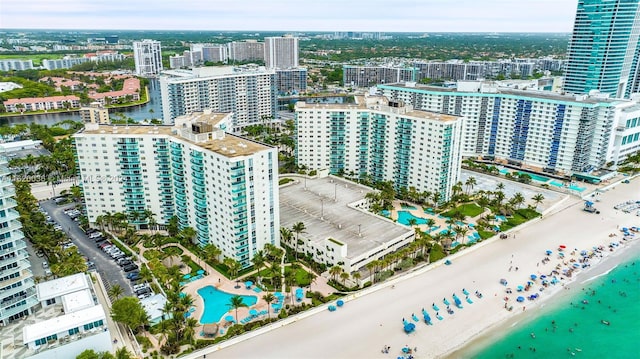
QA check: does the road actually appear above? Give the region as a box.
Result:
[39,199,134,297]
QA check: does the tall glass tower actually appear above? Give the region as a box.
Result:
[0,155,37,325]
[564,0,640,98]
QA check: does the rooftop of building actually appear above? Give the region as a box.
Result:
[379,81,623,105]
[22,304,106,344]
[296,95,460,122]
[36,273,89,302]
[78,112,272,158]
[279,175,413,262]
[139,294,168,321]
[161,65,275,80]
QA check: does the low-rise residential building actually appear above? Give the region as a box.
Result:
[3,95,80,113]
[80,102,110,124]
[88,77,140,106]
[0,60,34,72]
[279,175,414,274]
[0,273,112,359]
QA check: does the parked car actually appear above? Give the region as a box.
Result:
[44,269,53,277]
[36,250,45,258]
[98,242,112,249]
[118,259,133,267]
[138,292,153,300]
[126,271,139,279]
[128,273,140,281]
[85,228,97,234]
[88,232,102,239]
[42,261,49,269]
[135,287,151,296]
[123,264,139,272]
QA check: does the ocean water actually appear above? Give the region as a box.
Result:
[460,253,640,359]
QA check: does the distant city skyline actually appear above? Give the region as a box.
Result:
[1,0,578,33]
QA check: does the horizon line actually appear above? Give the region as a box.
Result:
[0,28,572,34]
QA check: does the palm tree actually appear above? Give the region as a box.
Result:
[228,295,248,323]
[115,347,134,359]
[432,192,442,210]
[203,243,222,264]
[262,293,276,319]
[531,193,545,209]
[425,218,436,228]
[252,250,265,285]
[179,227,198,245]
[407,218,418,227]
[224,258,241,280]
[184,317,198,346]
[496,182,505,191]
[464,176,477,194]
[511,192,525,210]
[291,222,306,260]
[352,272,362,287]
[280,227,293,247]
[329,265,343,282]
[340,272,350,285]
[366,261,377,283]
[108,284,124,300]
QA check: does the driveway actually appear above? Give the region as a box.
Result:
[39,199,133,297]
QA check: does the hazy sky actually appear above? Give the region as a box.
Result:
[1,0,578,32]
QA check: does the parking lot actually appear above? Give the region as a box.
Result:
[39,199,136,297]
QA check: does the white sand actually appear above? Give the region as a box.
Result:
[184,177,640,359]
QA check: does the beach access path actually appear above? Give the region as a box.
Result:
[183,177,639,359]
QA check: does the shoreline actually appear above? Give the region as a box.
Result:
[445,236,640,358]
[187,176,640,359]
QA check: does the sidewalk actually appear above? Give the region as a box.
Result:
[92,271,139,356]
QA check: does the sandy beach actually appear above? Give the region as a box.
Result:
[183,176,639,359]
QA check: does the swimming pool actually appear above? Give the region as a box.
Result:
[549,180,586,192]
[197,286,258,324]
[516,171,551,183]
[397,211,430,225]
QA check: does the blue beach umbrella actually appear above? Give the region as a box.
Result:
[530,274,537,280]
[249,309,258,316]
[336,300,344,307]
[224,315,235,322]
[516,296,525,302]
[197,269,205,275]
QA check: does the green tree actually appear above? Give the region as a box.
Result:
[111,297,149,333]
[203,243,222,264]
[262,293,276,319]
[76,350,115,359]
[108,284,124,300]
[291,222,306,260]
[227,295,248,323]
[532,193,545,209]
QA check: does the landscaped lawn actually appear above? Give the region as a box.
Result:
[442,203,484,218]
[284,266,312,287]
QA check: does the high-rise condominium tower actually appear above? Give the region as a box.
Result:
[564,0,640,98]
[133,39,163,77]
[264,36,299,69]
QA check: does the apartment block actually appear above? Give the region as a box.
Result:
[159,66,277,132]
[79,102,110,124]
[227,40,265,63]
[133,39,163,77]
[343,65,418,88]
[379,81,637,175]
[0,155,38,326]
[0,60,34,71]
[295,95,464,202]
[275,68,307,95]
[74,112,280,267]
[264,36,299,69]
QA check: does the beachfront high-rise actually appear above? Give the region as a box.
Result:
[264,36,299,69]
[133,39,163,77]
[159,66,277,132]
[379,81,639,175]
[74,112,280,267]
[564,0,640,98]
[295,95,464,202]
[0,155,38,325]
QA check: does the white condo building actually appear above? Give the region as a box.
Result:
[295,95,464,202]
[133,39,163,77]
[379,81,640,176]
[264,36,299,69]
[0,156,38,326]
[74,112,280,267]
[159,66,277,132]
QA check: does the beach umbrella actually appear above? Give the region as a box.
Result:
[454,297,462,306]
[530,274,537,280]
[224,315,235,322]
[516,296,525,302]
[403,323,415,333]
[336,300,344,307]
[249,309,258,316]
[580,250,587,256]
[244,281,253,288]
[462,288,469,295]
[573,263,580,268]
[517,285,524,291]
[546,250,552,255]
[196,269,205,275]
[328,305,337,312]
[183,274,191,279]
[559,245,567,250]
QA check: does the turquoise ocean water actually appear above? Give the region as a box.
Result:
[458,252,640,359]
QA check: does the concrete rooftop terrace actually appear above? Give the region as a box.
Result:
[79,123,271,158]
[296,95,459,122]
[279,175,413,261]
